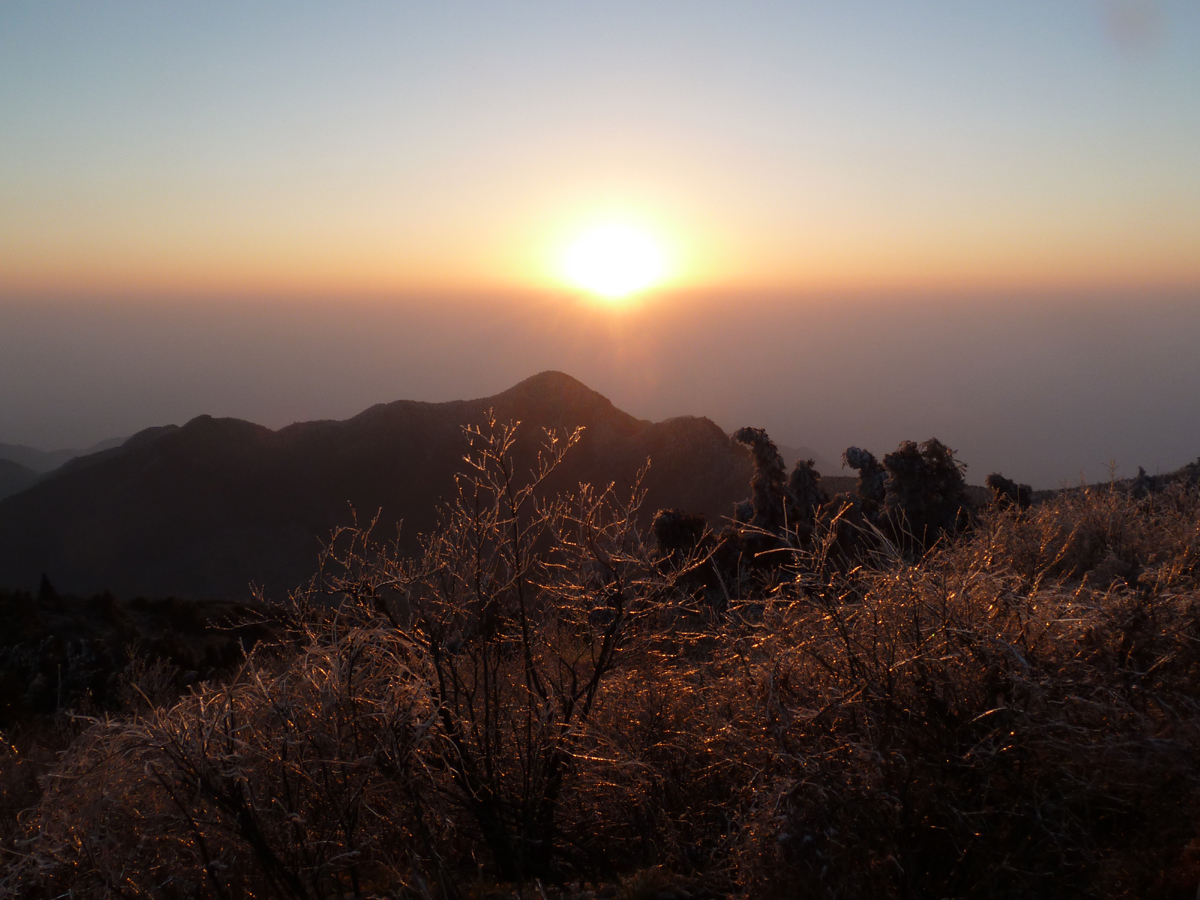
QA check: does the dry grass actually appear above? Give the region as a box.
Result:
[4,465,1200,898]
[726,481,1200,898]
[2,621,441,899]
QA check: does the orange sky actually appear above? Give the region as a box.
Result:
[2,3,1199,298]
[3,4,1200,486]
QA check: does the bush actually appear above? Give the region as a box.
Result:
[879,438,970,551]
[4,626,436,899]
[986,472,1033,509]
[7,424,1200,899]
[730,484,1200,898]
[319,416,681,882]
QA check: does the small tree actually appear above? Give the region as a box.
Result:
[733,428,827,547]
[732,428,789,532]
[843,446,886,515]
[881,438,969,550]
[323,414,670,882]
[986,472,1032,509]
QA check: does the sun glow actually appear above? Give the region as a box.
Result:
[561,223,668,299]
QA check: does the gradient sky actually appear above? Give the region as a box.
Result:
[3,1,1199,295]
[2,3,1199,488]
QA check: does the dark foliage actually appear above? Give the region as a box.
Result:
[732,428,827,551]
[785,458,824,544]
[0,589,273,727]
[986,471,1033,508]
[731,428,789,533]
[651,508,707,558]
[879,438,970,550]
[842,445,886,514]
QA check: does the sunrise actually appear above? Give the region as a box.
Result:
[557,221,670,299]
[1,3,1199,897]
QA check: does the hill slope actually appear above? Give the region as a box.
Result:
[0,459,39,502]
[0,372,752,599]
[0,436,128,473]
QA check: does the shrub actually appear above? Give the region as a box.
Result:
[732,428,789,533]
[650,508,706,559]
[985,479,1200,589]
[731,429,828,555]
[4,625,436,899]
[986,471,1032,509]
[317,414,678,882]
[843,445,886,514]
[879,438,970,551]
[8,423,1200,899]
[730,484,1200,898]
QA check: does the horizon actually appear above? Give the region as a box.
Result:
[2,4,1199,490]
[3,287,1198,490]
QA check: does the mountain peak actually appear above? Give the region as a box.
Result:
[0,372,752,599]
[483,371,649,440]
[499,370,594,398]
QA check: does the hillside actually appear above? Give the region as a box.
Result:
[0,460,39,502]
[0,436,127,474]
[0,372,753,600]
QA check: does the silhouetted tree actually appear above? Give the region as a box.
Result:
[881,439,970,550]
[733,427,789,532]
[37,573,57,603]
[843,446,886,516]
[786,458,826,544]
[733,428,829,539]
[651,508,706,558]
[986,472,1032,509]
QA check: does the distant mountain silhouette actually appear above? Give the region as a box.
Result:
[0,436,128,474]
[0,459,39,502]
[0,373,752,600]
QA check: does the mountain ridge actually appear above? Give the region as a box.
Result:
[0,436,129,474]
[0,372,752,600]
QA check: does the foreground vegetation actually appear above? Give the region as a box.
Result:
[3,420,1199,898]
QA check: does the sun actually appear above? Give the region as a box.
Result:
[561,223,668,299]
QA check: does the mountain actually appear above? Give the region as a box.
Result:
[0,436,129,474]
[0,373,753,600]
[0,459,39,502]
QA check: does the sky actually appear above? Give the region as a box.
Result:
[1,2,1199,487]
